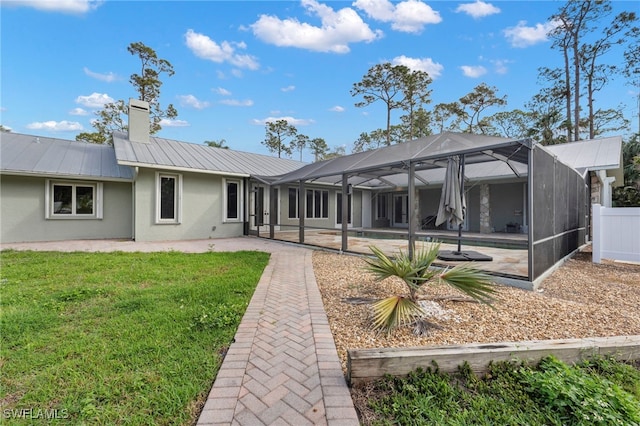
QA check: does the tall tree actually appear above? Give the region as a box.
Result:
[451,83,507,133]
[431,102,460,133]
[351,63,405,146]
[486,109,535,139]
[527,70,568,145]
[398,68,433,140]
[204,139,229,149]
[76,42,178,144]
[400,108,432,140]
[308,137,329,162]
[551,0,606,141]
[292,134,309,162]
[261,119,297,158]
[579,10,638,138]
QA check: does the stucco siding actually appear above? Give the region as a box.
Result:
[133,169,243,242]
[490,182,526,233]
[0,175,132,243]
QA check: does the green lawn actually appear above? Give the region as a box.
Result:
[0,250,270,425]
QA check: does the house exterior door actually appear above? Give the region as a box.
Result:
[250,185,278,232]
[392,194,409,228]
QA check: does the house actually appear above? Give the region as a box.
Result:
[0,99,304,244]
[0,99,624,287]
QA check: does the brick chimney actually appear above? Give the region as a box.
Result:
[128,98,150,144]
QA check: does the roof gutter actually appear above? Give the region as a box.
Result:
[115,160,250,178]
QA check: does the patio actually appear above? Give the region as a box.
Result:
[253,227,529,281]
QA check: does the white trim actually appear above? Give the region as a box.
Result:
[223,178,243,223]
[155,172,182,224]
[3,171,132,182]
[45,179,103,220]
[117,160,249,178]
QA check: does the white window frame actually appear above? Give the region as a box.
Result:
[45,180,103,219]
[155,172,182,224]
[223,178,243,223]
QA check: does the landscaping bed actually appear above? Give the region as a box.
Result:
[312,246,640,423]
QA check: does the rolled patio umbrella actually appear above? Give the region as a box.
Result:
[436,155,492,262]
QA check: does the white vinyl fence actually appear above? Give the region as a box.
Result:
[592,204,640,263]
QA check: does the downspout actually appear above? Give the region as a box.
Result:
[131,166,138,241]
[596,170,615,208]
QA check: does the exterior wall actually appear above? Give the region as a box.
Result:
[0,175,132,243]
[277,184,359,229]
[489,182,526,233]
[133,168,243,242]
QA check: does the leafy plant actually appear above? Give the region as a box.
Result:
[364,243,496,335]
[518,356,640,425]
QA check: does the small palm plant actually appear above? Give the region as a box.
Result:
[364,243,497,335]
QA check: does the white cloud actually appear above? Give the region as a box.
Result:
[83,67,117,82]
[3,0,102,14]
[503,20,560,48]
[178,94,210,110]
[329,106,345,112]
[26,120,83,132]
[491,59,511,75]
[69,107,88,116]
[75,92,114,108]
[455,1,500,19]
[251,0,382,54]
[213,87,232,96]
[392,55,444,79]
[253,116,315,126]
[354,0,442,34]
[460,65,487,78]
[159,118,189,127]
[281,85,296,92]
[219,99,254,107]
[184,29,259,70]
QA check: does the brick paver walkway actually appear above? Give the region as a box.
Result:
[197,246,359,426]
[0,238,360,425]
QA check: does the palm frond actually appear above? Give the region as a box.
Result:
[371,296,424,334]
[439,264,497,306]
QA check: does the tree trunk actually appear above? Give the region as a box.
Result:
[573,38,581,141]
[562,43,573,142]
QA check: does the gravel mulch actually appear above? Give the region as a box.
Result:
[313,247,640,424]
[313,247,640,371]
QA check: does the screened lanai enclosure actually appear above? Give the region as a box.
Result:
[246,133,588,288]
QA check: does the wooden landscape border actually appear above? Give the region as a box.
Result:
[347,335,640,385]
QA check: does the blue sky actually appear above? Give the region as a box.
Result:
[1,0,637,162]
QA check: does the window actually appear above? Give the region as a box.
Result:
[156,173,181,223]
[223,178,242,222]
[376,194,388,219]
[288,188,298,219]
[336,193,352,225]
[46,180,102,219]
[306,189,328,219]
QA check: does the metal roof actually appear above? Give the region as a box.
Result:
[112,131,305,177]
[271,132,532,187]
[545,136,623,185]
[0,132,134,181]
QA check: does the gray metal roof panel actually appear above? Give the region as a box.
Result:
[112,131,304,176]
[272,132,530,185]
[545,136,622,171]
[1,133,134,180]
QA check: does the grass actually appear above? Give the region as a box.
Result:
[0,250,270,425]
[367,356,640,425]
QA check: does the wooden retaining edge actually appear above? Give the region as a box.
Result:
[347,335,640,385]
